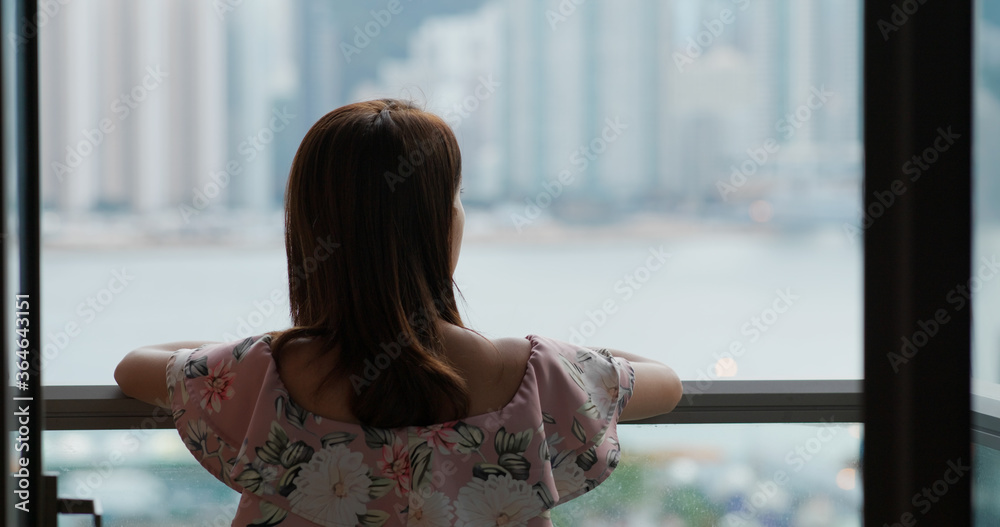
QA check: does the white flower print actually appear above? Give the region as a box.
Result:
[578,356,620,421]
[165,351,188,401]
[551,459,586,499]
[289,444,372,525]
[546,432,565,452]
[455,474,542,527]
[185,419,209,452]
[250,458,280,495]
[407,491,454,527]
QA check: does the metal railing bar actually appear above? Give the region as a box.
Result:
[43,380,864,430]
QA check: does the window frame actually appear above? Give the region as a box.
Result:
[862,0,973,523]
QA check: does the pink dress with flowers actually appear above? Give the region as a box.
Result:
[165,334,635,527]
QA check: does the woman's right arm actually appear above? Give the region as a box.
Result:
[590,347,683,422]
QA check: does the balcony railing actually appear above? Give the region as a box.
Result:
[43,379,1000,451]
[43,380,861,429]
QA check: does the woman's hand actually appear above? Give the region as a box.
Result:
[114,341,217,407]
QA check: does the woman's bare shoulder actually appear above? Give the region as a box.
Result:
[439,327,528,366]
[436,328,532,411]
[488,336,534,358]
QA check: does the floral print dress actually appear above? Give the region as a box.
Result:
[166,334,635,527]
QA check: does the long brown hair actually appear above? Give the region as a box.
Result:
[271,99,469,428]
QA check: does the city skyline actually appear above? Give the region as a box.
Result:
[38,0,862,230]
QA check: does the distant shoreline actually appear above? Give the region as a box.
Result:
[37,210,835,250]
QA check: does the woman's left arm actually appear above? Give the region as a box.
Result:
[115,341,218,407]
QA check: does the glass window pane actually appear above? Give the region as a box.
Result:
[43,430,240,527]
[973,0,1000,524]
[39,0,861,384]
[43,424,862,526]
[974,444,1000,526]
[974,0,1000,386]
